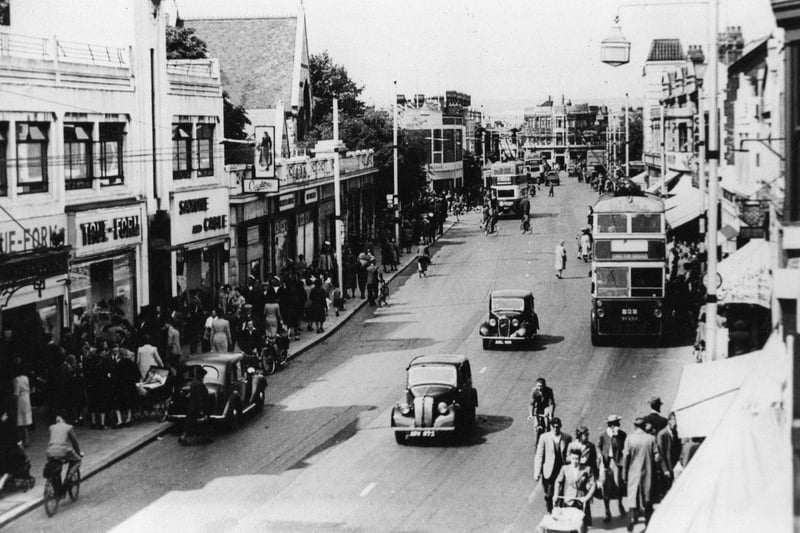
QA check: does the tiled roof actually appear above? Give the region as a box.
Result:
[646,39,685,62]
[184,17,297,109]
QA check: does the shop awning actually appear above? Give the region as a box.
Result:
[646,170,682,194]
[671,350,764,438]
[717,224,739,242]
[717,238,771,308]
[665,187,702,229]
[668,173,695,196]
[630,170,648,186]
[649,337,789,533]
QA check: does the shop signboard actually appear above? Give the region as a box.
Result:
[0,213,67,254]
[172,187,230,245]
[304,188,318,204]
[278,193,295,212]
[69,204,144,258]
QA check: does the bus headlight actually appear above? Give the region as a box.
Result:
[653,308,663,318]
[596,308,605,318]
[596,300,604,308]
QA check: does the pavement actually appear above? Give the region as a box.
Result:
[0,218,457,528]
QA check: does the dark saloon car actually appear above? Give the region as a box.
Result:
[479,289,539,349]
[167,352,267,429]
[545,171,560,186]
[391,354,478,444]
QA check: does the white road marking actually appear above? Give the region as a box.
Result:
[479,366,487,374]
[360,482,376,497]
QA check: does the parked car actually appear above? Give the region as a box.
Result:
[391,354,478,444]
[545,171,560,186]
[479,289,539,349]
[167,352,267,429]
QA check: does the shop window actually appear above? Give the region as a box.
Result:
[443,129,455,163]
[16,122,49,194]
[96,123,125,186]
[172,124,192,180]
[0,123,7,196]
[455,129,463,161]
[678,122,688,152]
[195,124,214,177]
[64,123,93,190]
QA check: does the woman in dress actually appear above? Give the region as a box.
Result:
[210,308,232,351]
[12,365,32,447]
[308,278,328,333]
[555,240,567,279]
[263,291,283,338]
[111,345,140,427]
[84,347,112,429]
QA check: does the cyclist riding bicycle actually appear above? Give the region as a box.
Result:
[45,416,83,488]
[528,377,556,430]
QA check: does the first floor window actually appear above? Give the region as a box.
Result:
[64,123,92,190]
[96,123,124,185]
[16,122,48,194]
[172,124,192,179]
[195,123,214,177]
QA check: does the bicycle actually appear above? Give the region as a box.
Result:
[261,335,289,376]
[43,458,81,517]
[520,215,531,234]
[529,413,551,445]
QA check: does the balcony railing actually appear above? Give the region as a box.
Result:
[57,39,128,67]
[167,59,219,79]
[0,31,129,67]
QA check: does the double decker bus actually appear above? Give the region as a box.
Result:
[489,160,529,216]
[590,190,667,345]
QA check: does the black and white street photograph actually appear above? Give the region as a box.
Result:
[0,0,795,531]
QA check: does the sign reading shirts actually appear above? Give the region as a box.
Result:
[172,188,229,245]
[69,204,144,258]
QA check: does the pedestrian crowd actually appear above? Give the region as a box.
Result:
[534,391,700,531]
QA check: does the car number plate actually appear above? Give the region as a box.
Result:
[409,430,435,437]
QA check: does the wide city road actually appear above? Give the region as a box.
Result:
[10,176,690,533]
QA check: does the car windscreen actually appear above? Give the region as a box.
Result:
[408,365,457,387]
[182,364,224,386]
[491,297,525,311]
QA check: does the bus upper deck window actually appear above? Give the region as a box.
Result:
[597,214,627,233]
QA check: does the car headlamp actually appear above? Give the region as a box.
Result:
[437,402,449,415]
[400,403,412,415]
[489,318,497,327]
[511,318,520,327]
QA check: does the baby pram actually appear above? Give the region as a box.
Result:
[536,499,586,533]
[137,366,174,422]
[0,438,35,492]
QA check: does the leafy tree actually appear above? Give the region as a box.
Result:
[309,51,365,125]
[223,92,252,164]
[166,26,208,60]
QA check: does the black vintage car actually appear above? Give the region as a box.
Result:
[391,354,478,444]
[167,353,267,429]
[479,289,539,349]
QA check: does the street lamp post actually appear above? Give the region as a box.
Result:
[661,105,667,196]
[625,92,630,179]
[333,98,344,295]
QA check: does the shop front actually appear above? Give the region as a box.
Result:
[297,188,318,265]
[150,187,230,308]
[317,184,335,247]
[66,201,146,340]
[0,213,70,363]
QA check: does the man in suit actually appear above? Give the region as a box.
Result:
[622,417,665,531]
[642,396,667,434]
[597,414,627,522]
[534,417,572,513]
[164,319,182,372]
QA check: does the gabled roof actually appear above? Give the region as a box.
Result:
[184,17,298,109]
[647,39,685,62]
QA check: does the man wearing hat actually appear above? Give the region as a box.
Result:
[534,416,572,513]
[621,417,662,530]
[598,414,627,522]
[642,396,668,434]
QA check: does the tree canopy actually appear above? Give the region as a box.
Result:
[309,51,365,124]
[166,26,208,60]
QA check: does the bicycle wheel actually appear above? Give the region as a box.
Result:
[67,468,80,502]
[43,478,59,517]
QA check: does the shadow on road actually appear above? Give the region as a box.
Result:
[400,414,514,448]
[534,334,565,348]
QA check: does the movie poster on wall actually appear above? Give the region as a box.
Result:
[254,125,276,178]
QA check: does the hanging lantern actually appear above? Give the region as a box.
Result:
[601,24,631,67]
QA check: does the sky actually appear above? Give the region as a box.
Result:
[176,0,777,123]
